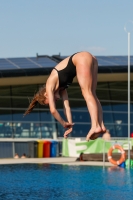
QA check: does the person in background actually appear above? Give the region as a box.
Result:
[24,52,106,141]
[14,153,19,159]
[102,129,111,141]
[21,153,26,158]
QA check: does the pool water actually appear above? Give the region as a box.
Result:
[0,164,133,200]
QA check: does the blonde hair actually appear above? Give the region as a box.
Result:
[24,85,46,116]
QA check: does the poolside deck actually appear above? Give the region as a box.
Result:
[0,157,113,166]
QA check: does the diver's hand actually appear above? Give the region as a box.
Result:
[64,127,73,138]
[63,121,74,128]
[63,122,74,138]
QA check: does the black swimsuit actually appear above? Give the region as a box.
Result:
[54,53,77,89]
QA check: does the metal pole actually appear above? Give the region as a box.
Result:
[128,32,131,168]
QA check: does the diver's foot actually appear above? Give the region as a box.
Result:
[86,126,103,141]
[90,132,104,140]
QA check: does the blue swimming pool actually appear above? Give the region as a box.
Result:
[0,164,133,200]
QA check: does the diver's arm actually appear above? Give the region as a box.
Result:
[61,89,73,123]
[61,89,74,137]
[47,87,73,129]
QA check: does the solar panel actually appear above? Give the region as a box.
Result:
[0,56,57,70]
[28,57,57,68]
[96,56,129,66]
[96,56,119,66]
[0,59,16,69]
[130,56,133,64]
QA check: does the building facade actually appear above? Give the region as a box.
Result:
[0,55,133,138]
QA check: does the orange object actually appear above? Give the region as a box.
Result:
[108,144,126,165]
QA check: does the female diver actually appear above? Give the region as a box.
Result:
[24,51,106,140]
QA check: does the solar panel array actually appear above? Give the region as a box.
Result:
[0,56,57,70]
[0,55,133,72]
[96,56,133,66]
[59,55,133,67]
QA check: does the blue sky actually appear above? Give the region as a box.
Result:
[0,0,133,58]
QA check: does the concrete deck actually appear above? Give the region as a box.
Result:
[0,157,113,166]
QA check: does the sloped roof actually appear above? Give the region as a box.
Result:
[0,55,133,78]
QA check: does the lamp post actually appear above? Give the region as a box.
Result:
[124,21,133,168]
